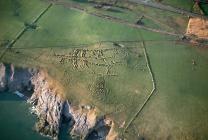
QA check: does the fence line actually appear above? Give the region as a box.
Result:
[124,41,156,132]
[0,3,53,60]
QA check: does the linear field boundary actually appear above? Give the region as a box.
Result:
[10,39,178,49]
[124,41,156,132]
[51,0,182,37]
[0,3,53,60]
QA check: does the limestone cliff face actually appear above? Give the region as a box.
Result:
[86,117,116,140]
[0,63,6,92]
[7,64,34,93]
[28,71,64,138]
[69,106,98,139]
[0,63,35,92]
[0,63,64,138]
[0,63,118,140]
[63,101,117,140]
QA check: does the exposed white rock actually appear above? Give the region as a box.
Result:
[7,65,34,92]
[0,63,7,91]
[28,71,64,138]
[70,108,97,139]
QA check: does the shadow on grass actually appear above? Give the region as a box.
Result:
[71,0,88,3]
[71,0,123,13]
[106,8,123,13]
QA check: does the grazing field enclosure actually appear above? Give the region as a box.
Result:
[1,41,153,129]
[0,0,49,45]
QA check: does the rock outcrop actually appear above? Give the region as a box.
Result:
[0,63,35,93]
[87,117,115,140]
[70,107,97,139]
[7,64,34,93]
[28,71,64,138]
[63,101,117,140]
[0,63,118,140]
[0,63,64,138]
[0,63,7,92]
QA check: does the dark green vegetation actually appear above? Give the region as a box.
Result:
[199,3,208,15]
[157,0,207,16]
[0,0,208,140]
[160,0,208,15]
[160,0,194,11]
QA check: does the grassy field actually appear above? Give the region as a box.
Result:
[13,5,142,47]
[64,0,189,34]
[126,42,208,140]
[12,3,178,49]
[161,0,194,11]
[0,0,49,47]
[1,0,208,140]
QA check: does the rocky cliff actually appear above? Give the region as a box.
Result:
[0,63,6,92]
[28,70,64,138]
[0,63,118,140]
[0,63,35,92]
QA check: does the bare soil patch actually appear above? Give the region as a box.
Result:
[186,17,208,40]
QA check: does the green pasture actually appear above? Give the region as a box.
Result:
[134,4,189,34]
[0,0,48,46]
[161,0,194,11]
[61,0,189,34]
[126,42,208,140]
[13,4,176,49]
[13,5,140,48]
[59,0,136,21]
